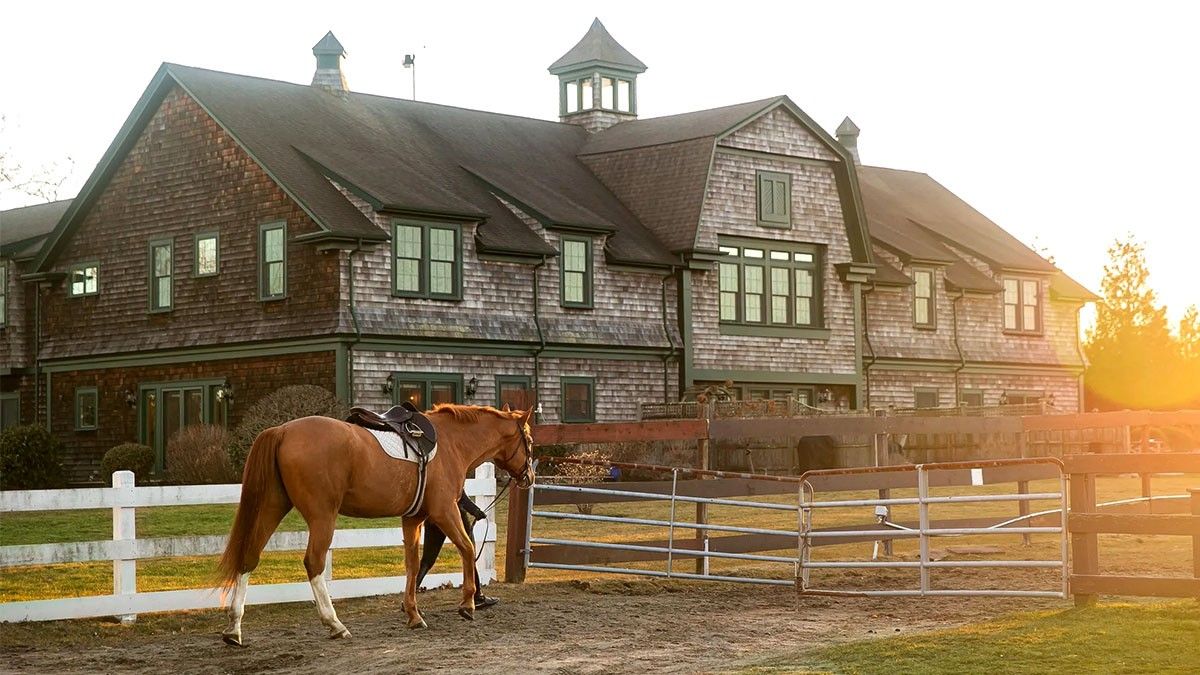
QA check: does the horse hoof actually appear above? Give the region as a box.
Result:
[458,608,474,621]
[408,619,428,630]
[330,628,352,640]
[222,633,244,648]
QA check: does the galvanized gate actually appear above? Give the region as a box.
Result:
[797,458,1069,598]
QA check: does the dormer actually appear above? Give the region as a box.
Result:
[549,18,646,132]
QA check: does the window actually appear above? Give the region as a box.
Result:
[561,236,593,308]
[149,241,173,311]
[75,387,98,431]
[0,392,18,430]
[393,221,461,299]
[718,239,822,331]
[756,170,791,227]
[391,372,462,410]
[194,233,219,277]
[1002,391,1044,406]
[960,390,985,407]
[68,262,99,297]
[914,388,940,409]
[561,377,595,423]
[1003,278,1041,333]
[260,222,287,300]
[496,375,533,410]
[0,262,6,326]
[138,380,229,472]
[913,268,936,328]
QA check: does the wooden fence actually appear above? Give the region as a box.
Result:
[0,466,497,623]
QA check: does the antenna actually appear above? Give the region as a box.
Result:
[402,54,416,100]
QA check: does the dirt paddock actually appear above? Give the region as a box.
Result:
[1,575,1063,674]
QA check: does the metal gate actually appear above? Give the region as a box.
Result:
[798,458,1069,598]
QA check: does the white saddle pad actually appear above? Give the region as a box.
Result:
[364,428,438,464]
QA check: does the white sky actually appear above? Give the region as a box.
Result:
[3,1,1197,325]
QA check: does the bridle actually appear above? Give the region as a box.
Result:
[497,419,534,489]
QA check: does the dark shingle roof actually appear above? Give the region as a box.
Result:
[580,98,779,155]
[1,199,72,259]
[548,18,647,75]
[312,31,345,55]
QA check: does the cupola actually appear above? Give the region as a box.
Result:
[548,19,646,132]
[311,31,348,94]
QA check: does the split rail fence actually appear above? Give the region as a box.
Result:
[0,465,497,623]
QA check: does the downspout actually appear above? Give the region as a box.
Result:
[1074,302,1088,412]
[951,290,967,405]
[531,256,547,422]
[862,283,877,409]
[346,239,364,404]
[34,283,43,429]
[660,267,679,403]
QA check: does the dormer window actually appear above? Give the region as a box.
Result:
[1003,277,1041,333]
[913,268,935,328]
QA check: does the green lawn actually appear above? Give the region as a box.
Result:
[737,601,1200,674]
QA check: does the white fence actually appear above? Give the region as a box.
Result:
[0,465,497,623]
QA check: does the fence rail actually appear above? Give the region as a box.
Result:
[0,467,497,623]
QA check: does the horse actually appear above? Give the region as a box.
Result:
[215,404,535,645]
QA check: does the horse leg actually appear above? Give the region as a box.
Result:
[303,515,351,639]
[223,491,291,647]
[402,517,427,628]
[428,506,477,621]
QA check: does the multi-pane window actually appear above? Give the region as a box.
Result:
[497,375,533,410]
[149,241,173,311]
[195,233,219,277]
[1003,278,1041,333]
[260,223,286,299]
[756,170,791,227]
[913,268,935,328]
[138,380,229,472]
[564,75,633,115]
[718,240,821,328]
[393,221,461,299]
[0,263,7,326]
[914,388,940,409]
[561,377,595,423]
[561,236,593,308]
[391,373,461,410]
[69,263,99,297]
[75,387,98,430]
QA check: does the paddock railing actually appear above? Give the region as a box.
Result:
[0,466,497,623]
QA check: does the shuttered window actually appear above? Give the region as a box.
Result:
[756,170,791,227]
[1003,277,1041,333]
[913,268,935,328]
[149,241,173,311]
[259,222,287,300]
[392,221,462,300]
[560,236,593,308]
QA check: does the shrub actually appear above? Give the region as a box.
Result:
[165,424,236,485]
[228,385,347,476]
[554,450,612,515]
[100,443,155,485]
[0,424,66,490]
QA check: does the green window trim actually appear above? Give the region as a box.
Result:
[960,389,985,407]
[193,232,220,278]
[1002,277,1042,334]
[137,379,229,473]
[391,220,463,300]
[259,222,287,301]
[0,261,7,327]
[148,240,173,312]
[496,375,533,410]
[74,386,99,431]
[913,268,936,329]
[561,376,596,423]
[756,170,792,228]
[0,391,19,430]
[914,387,940,409]
[390,372,463,409]
[717,237,823,332]
[560,235,594,308]
[68,261,100,297]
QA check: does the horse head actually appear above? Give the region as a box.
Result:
[498,404,535,488]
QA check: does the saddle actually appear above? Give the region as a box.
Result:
[346,402,438,517]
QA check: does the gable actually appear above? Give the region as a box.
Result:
[717,106,838,161]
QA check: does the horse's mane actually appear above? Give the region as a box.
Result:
[429,403,523,424]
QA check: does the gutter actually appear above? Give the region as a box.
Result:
[862,283,877,408]
[660,267,680,403]
[531,256,547,422]
[346,239,365,403]
[951,289,967,405]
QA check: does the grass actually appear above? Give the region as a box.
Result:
[737,601,1200,674]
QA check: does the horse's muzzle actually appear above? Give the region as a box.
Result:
[516,467,535,489]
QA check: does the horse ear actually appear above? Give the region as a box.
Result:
[520,407,534,426]
[501,403,512,412]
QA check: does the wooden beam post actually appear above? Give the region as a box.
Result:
[696,402,711,575]
[504,484,530,583]
[1017,430,1031,546]
[874,408,892,557]
[1191,488,1200,593]
[1070,472,1099,607]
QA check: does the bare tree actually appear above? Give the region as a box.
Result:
[0,114,75,203]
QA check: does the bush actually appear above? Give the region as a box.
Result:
[100,443,155,484]
[554,450,612,515]
[165,424,236,485]
[0,425,66,490]
[228,385,347,476]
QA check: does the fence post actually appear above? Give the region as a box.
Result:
[873,408,892,557]
[1017,430,1031,546]
[112,470,137,624]
[1190,488,1200,595]
[695,403,711,575]
[1069,470,1099,607]
[474,463,498,584]
[504,482,529,583]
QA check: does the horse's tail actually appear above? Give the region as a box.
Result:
[216,425,285,593]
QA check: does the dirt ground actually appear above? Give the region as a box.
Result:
[1,573,1064,675]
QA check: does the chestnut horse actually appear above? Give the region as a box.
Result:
[216,404,534,645]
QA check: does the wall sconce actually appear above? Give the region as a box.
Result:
[818,388,833,403]
[999,393,1009,406]
[466,376,478,399]
[215,382,235,404]
[124,390,137,408]
[382,378,394,395]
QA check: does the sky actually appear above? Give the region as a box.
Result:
[2,1,1197,326]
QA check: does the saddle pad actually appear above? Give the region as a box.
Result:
[365,428,438,464]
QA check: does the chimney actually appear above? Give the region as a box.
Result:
[836,116,861,165]
[311,31,348,94]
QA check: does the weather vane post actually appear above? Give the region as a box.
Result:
[403,53,416,100]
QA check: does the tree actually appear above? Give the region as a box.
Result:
[0,114,74,203]
[1084,235,1182,410]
